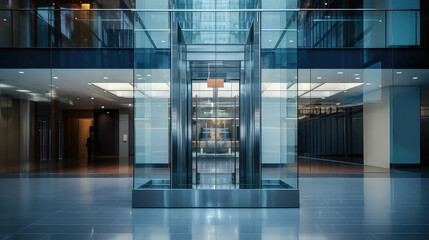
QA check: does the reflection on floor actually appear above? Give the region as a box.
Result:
[298,157,390,173]
[24,156,392,174]
[26,156,133,174]
[1,171,428,240]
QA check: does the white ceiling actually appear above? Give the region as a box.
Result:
[1,68,429,109]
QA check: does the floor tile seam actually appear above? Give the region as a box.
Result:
[14,203,79,234]
[334,211,346,218]
[372,233,429,237]
[318,232,381,237]
[312,225,324,234]
[4,233,49,240]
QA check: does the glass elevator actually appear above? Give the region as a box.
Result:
[133,9,299,207]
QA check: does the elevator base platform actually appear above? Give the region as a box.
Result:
[132,188,299,208]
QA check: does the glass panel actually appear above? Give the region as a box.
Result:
[13,10,50,48]
[261,0,298,9]
[1,1,134,9]
[177,11,254,45]
[52,10,132,48]
[0,68,51,173]
[261,11,298,189]
[173,0,259,9]
[134,11,171,189]
[387,11,420,47]
[51,69,133,173]
[0,10,11,47]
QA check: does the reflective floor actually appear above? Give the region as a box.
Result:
[21,157,389,174]
[1,171,428,240]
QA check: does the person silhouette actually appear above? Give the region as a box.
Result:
[85,137,93,156]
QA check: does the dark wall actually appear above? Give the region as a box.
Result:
[94,109,119,156]
[298,106,364,164]
[422,117,429,166]
[300,0,363,8]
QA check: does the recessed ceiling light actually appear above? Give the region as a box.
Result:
[107,111,110,114]
[268,40,272,42]
[396,72,402,74]
[366,83,371,86]
[337,72,343,75]
[316,77,322,80]
[128,104,132,107]
[413,77,418,80]
[147,74,152,77]
[138,78,143,80]
[17,89,30,93]
[101,106,104,109]
[104,77,108,80]
[136,74,141,77]
[355,77,360,80]
[354,73,359,76]
[91,97,94,100]
[289,40,294,43]
[53,77,58,79]
[161,40,166,43]
[19,71,24,74]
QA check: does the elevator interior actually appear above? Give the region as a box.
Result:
[191,61,240,189]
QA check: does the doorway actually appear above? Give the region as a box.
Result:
[190,61,240,189]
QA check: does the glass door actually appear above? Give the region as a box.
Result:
[192,79,239,189]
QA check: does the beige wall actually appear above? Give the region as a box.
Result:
[363,87,390,168]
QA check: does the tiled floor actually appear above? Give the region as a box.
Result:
[0,171,428,240]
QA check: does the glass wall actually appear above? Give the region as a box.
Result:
[297,7,428,173]
[261,11,298,188]
[0,9,134,173]
[132,10,299,190]
[2,5,428,177]
[133,11,171,188]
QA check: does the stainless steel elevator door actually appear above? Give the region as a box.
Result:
[191,80,240,189]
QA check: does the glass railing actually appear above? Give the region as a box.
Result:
[0,9,422,48]
[298,10,420,48]
[0,10,133,48]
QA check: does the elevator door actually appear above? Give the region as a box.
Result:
[192,79,239,189]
